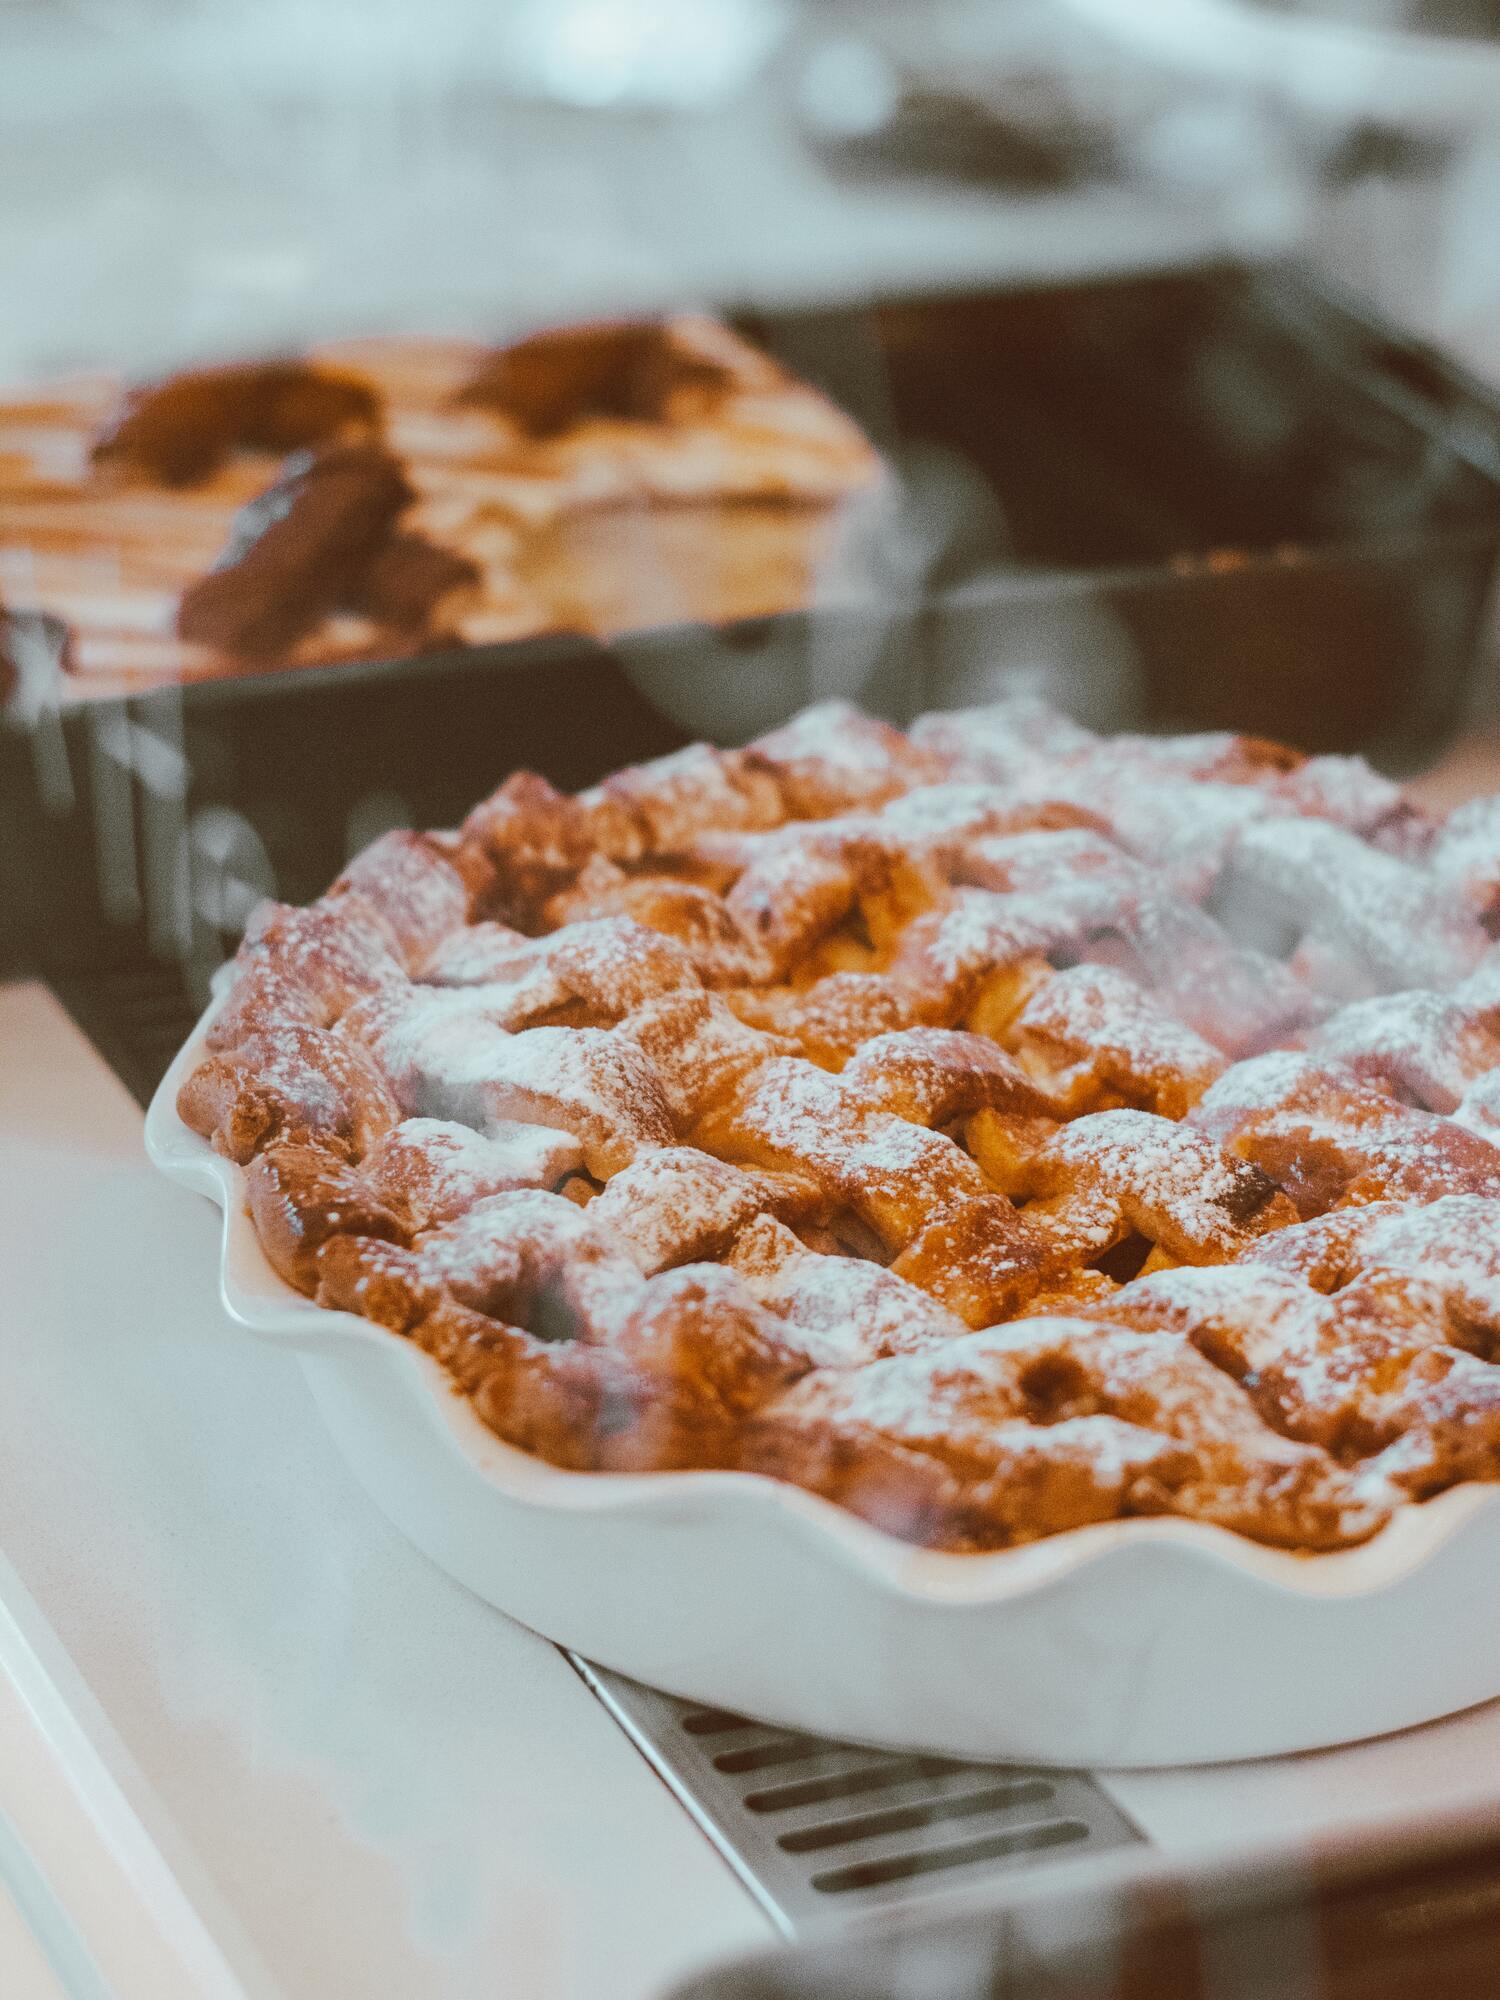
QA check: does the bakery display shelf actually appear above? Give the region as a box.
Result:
[0,631,693,975]
[9,260,1500,977]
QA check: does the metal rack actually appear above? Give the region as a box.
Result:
[569,1660,1142,1935]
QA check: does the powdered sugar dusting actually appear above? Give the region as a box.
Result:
[1013,963,1226,1115]
[420,920,535,985]
[590,1147,813,1276]
[1192,1047,1500,1210]
[730,1215,966,1366]
[192,692,1500,1555]
[1310,989,1500,1113]
[1029,1109,1288,1261]
[1456,1069,1500,1136]
[1432,795,1500,919]
[363,1116,583,1226]
[1224,816,1485,992]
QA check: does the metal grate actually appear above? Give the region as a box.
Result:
[565,1657,1143,1935]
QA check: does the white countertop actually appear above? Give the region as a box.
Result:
[0,1893,65,2000]
[0,980,769,1999]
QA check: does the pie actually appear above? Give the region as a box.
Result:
[177,697,1500,1555]
[0,318,880,699]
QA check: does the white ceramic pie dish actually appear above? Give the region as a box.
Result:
[146,992,1500,1769]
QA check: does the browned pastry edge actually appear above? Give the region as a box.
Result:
[177,444,414,655]
[91,360,381,486]
[349,532,482,632]
[454,319,742,436]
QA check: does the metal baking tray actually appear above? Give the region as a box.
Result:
[6,259,1500,985]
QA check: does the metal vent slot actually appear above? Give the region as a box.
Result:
[778,1778,1055,1854]
[712,1738,850,1775]
[567,1656,1145,1934]
[681,1710,756,1738]
[809,1816,1090,1895]
[743,1756,956,1813]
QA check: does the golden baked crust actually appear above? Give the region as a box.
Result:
[178,698,1500,1553]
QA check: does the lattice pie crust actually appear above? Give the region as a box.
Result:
[178,700,1500,1554]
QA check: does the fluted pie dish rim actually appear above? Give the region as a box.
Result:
[142,684,1500,1763]
[146,987,1500,1607]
